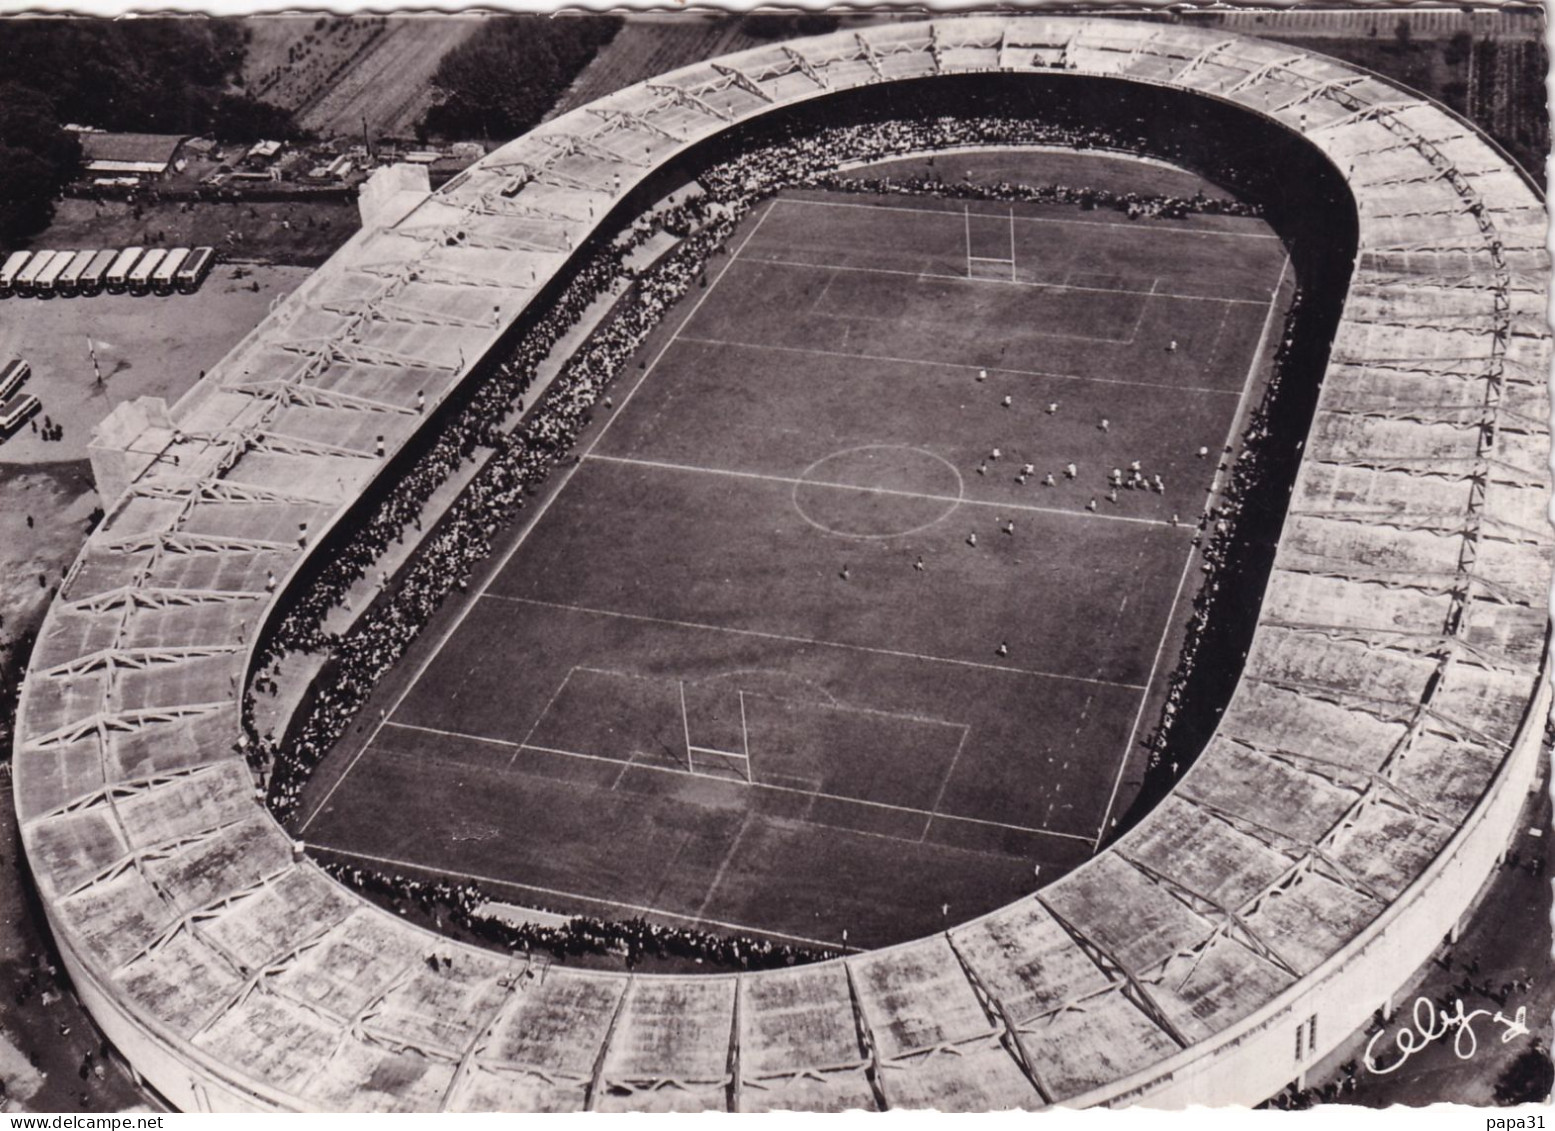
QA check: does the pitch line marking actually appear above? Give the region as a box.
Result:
[694,812,755,922]
[568,665,971,733]
[1122,276,1158,347]
[1092,253,1293,851]
[738,686,971,735]
[672,335,1244,397]
[920,726,973,843]
[770,194,1286,241]
[738,689,749,760]
[307,842,855,952]
[1199,301,1234,379]
[741,251,1270,307]
[678,678,693,771]
[380,720,1093,844]
[790,444,964,539]
[298,196,782,835]
[510,666,577,769]
[480,593,1148,693]
[585,453,1181,529]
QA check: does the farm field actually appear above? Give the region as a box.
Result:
[241,14,483,139]
[243,15,390,113]
[298,166,1291,952]
[297,17,485,139]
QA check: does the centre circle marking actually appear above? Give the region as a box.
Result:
[791,444,965,539]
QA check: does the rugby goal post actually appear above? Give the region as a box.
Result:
[680,682,753,784]
[964,204,1018,282]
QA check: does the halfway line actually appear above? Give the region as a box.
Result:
[585,452,1178,528]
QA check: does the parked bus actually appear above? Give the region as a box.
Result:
[55,249,98,295]
[34,250,74,296]
[14,251,58,295]
[0,359,29,402]
[175,246,216,293]
[0,392,41,436]
[152,247,189,294]
[105,247,144,293]
[127,248,165,294]
[0,251,31,295]
[77,249,118,296]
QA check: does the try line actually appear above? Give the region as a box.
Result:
[740,250,1271,306]
[306,842,857,952]
[382,719,1093,845]
[480,593,1149,692]
[772,194,1286,241]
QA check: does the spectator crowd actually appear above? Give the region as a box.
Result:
[245,108,1294,966]
[320,859,838,971]
[1139,287,1307,792]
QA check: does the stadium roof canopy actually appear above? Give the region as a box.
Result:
[13,15,1551,1112]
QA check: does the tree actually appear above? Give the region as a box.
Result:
[0,146,67,244]
[213,93,306,144]
[1444,30,1474,68]
[0,84,80,244]
[421,16,621,142]
[738,13,840,40]
[0,20,273,136]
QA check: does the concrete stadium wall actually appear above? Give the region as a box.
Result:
[52,923,283,1113]
[1080,671,1550,1107]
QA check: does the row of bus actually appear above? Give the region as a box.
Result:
[0,246,217,298]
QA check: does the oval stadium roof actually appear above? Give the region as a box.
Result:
[13,14,1551,1112]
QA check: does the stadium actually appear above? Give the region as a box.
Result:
[11,14,1552,1111]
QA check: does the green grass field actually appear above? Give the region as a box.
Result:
[300,175,1289,951]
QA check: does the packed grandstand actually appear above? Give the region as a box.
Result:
[12,15,1551,1111]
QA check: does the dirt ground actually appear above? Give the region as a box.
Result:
[0,464,97,655]
[0,263,310,467]
[32,198,360,268]
[241,15,481,140]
